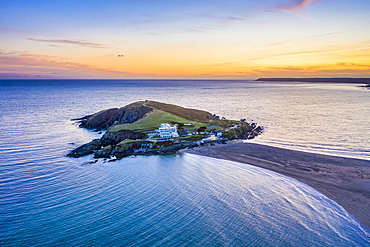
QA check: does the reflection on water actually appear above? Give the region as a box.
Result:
[1,80,370,246]
[1,150,370,246]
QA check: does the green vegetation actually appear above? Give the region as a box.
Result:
[115,139,140,152]
[116,139,138,146]
[178,134,208,142]
[159,140,175,147]
[109,109,206,132]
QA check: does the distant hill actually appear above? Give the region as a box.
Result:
[256,78,370,84]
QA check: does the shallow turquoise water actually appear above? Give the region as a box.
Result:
[1,80,369,246]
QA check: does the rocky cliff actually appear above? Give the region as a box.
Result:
[76,102,153,129]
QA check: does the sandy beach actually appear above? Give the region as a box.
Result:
[185,142,370,229]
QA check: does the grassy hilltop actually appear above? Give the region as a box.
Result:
[108,101,212,133]
[77,100,213,130]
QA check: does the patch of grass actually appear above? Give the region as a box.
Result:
[160,141,174,147]
[116,139,138,146]
[109,109,206,132]
[115,139,141,152]
[178,134,207,142]
[145,101,213,123]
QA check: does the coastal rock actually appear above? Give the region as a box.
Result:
[77,102,153,129]
[94,145,113,158]
[127,143,199,158]
[67,139,103,158]
[101,130,147,144]
[158,143,199,154]
[241,125,264,139]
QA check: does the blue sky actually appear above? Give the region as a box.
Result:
[1,0,370,79]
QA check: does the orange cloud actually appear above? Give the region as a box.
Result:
[0,51,130,78]
[236,63,370,77]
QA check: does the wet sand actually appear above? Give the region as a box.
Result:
[185,142,370,229]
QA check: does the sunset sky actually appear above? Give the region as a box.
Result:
[1,0,370,79]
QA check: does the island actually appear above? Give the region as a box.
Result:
[68,101,263,160]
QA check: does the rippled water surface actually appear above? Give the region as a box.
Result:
[1,80,369,246]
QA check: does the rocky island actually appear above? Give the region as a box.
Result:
[68,101,263,160]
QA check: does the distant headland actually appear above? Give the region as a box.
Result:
[68,101,263,160]
[256,77,370,86]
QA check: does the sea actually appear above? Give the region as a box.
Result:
[0,80,369,246]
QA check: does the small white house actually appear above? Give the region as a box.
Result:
[158,123,179,138]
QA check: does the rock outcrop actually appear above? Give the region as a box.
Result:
[101,130,147,144]
[67,139,104,158]
[77,102,153,129]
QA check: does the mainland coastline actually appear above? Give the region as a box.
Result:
[185,141,370,230]
[256,77,370,84]
[256,77,370,88]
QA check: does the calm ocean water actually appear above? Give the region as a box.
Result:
[1,80,369,246]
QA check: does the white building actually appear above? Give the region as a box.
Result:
[158,123,179,138]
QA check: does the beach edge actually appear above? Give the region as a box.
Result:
[184,142,370,230]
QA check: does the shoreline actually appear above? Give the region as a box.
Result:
[255,77,370,84]
[249,140,370,161]
[184,141,370,230]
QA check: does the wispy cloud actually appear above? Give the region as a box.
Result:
[28,38,110,49]
[200,14,248,22]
